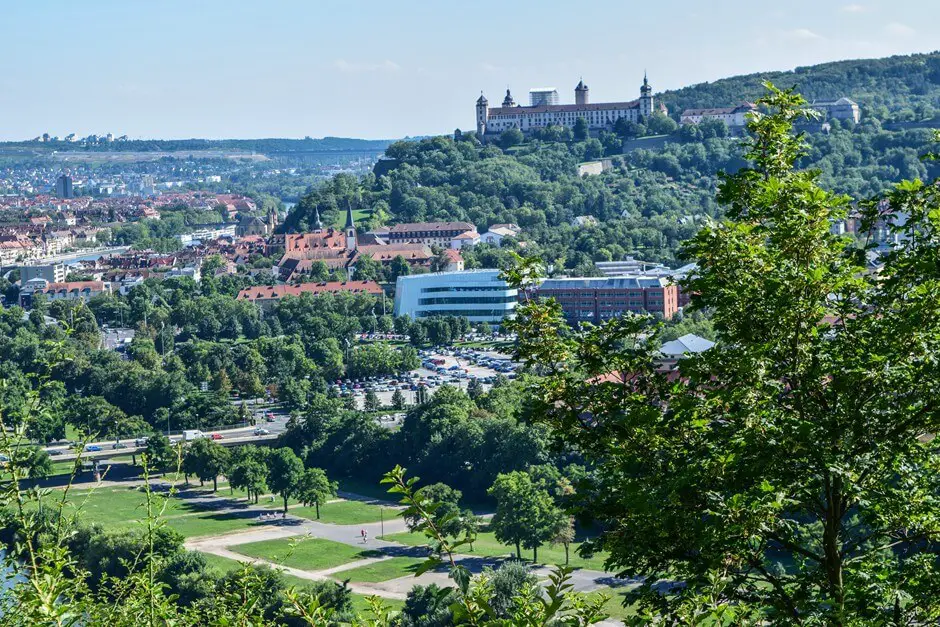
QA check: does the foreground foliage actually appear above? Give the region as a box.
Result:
[506,85,940,624]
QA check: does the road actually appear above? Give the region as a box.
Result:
[43,405,292,462]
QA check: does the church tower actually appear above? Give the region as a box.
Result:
[475,93,488,136]
[344,201,357,251]
[575,79,589,106]
[312,207,324,233]
[502,88,515,108]
[639,72,653,117]
[267,207,278,233]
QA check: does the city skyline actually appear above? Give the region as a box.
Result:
[1,0,938,140]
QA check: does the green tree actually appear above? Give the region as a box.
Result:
[266,447,304,513]
[144,433,177,473]
[487,561,539,619]
[392,388,406,410]
[506,85,940,623]
[499,127,524,149]
[389,255,411,281]
[183,438,230,491]
[363,390,380,412]
[573,117,589,141]
[399,583,457,627]
[550,515,576,566]
[227,445,268,503]
[295,467,338,519]
[352,254,382,281]
[13,446,53,480]
[488,471,558,561]
[404,482,462,532]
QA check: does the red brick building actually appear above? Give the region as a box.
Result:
[531,276,678,322]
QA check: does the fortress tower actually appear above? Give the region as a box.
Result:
[575,79,589,106]
[475,93,488,136]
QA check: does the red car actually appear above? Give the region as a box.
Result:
[210,433,223,440]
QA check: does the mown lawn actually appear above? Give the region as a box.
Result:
[351,594,404,615]
[231,537,382,571]
[336,556,426,583]
[41,485,258,538]
[52,486,193,528]
[270,499,395,525]
[386,528,610,572]
[596,585,639,620]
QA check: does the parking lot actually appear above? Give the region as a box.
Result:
[330,346,519,411]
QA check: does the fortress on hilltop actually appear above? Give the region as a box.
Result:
[475,74,664,137]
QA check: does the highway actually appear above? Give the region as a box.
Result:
[44,408,291,462]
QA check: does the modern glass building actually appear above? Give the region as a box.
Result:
[394,270,517,324]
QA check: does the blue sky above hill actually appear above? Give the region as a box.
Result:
[1,0,937,140]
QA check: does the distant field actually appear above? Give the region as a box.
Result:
[231,536,382,571]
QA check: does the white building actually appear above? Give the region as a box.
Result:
[479,223,522,246]
[680,103,757,128]
[394,269,517,324]
[450,231,480,249]
[20,262,67,284]
[20,279,112,307]
[477,74,656,136]
[807,97,861,124]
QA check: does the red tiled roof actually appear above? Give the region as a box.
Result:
[237,281,383,302]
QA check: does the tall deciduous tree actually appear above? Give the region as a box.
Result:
[488,471,558,561]
[227,445,268,503]
[183,438,230,492]
[506,85,940,623]
[392,388,406,410]
[295,467,338,519]
[144,433,177,473]
[266,448,305,513]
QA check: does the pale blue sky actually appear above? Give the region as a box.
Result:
[0,0,937,140]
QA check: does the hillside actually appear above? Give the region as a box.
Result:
[659,51,940,121]
[282,53,940,274]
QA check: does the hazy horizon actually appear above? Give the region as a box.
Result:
[2,0,939,141]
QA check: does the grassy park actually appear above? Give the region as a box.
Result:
[231,537,383,571]
[386,526,611,572]
[336,556,426,583]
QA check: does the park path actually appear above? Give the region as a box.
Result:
[178,489,632,624]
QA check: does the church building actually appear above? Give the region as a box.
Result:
[476,74,662,137]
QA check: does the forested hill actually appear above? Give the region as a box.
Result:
[283,53,940,276]
[659,51,940,120]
